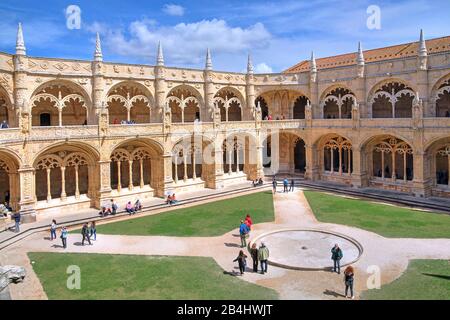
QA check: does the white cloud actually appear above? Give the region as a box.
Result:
[163,4,185,16]
[254,63,273,73]
[99,18,271,66]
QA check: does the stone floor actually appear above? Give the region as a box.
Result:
[1,187,450,300]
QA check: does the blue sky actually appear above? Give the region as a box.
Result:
[1,0,450,72]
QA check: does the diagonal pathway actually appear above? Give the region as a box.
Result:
[1,189,450,300]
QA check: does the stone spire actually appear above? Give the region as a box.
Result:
[16,22,26,56]
[310,51,317,73]
[156,41,164,66]
[357,41,365,65]
[247,53,254,75]
[419,29,427,57]
[205,48,212,70]
[94,32,103,62]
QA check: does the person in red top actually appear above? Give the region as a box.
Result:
[245,214,253,230]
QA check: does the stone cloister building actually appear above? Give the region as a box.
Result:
[1,24,450,222]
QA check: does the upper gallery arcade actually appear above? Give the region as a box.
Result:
[1,23,450,221]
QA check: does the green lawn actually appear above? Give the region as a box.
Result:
[88,191,274,237]
[362,259,450,300]
[303,191,450,238]
[28,252,278,300]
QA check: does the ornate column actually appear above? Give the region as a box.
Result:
[173,154,178,183]
[154,41,166,124]
[60,166,66,200]
[392,152,396,181]
[381,151,385,179]
[17,166,37,223]
[403,152,407,182]
[46,168,51,202]
[116,161,122,192]
[92,33,105,126]
[97,160,112,208]
[330,149,334,174]
[204,51,215,122]
[338,147,342,175]
[235,147,240,173]
[228,150,232,175]
[192,152,197,180]
[246,54,255,122]
[183,153,188,181]
[139,159,144,188]
[128,160,133,190]
[74,165,80,199]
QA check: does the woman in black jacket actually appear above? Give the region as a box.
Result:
[250,243,259,272]
[233,250,248,275]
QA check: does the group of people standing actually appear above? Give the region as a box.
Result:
[331,243,355,299]
[272,177,295,194]
[233,242,270,275]
[48,220,97,249]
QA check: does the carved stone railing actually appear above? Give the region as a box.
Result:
[28,125,99,141]
[108,123,163,137]
[360,118,412,128]
[0,128,21,143]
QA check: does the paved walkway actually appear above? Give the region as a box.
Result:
[1,188,450,300]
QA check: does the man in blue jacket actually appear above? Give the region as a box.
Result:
[239,220,250,248]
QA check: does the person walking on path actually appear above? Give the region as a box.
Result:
[258,242,270,274]
[344,266,355,299]
[283,178,289,193]
[289,179,295,192]
[90,221,97,241]
[239,220,250,248]
[60,227,68,249]
[50,219,57,240]
[250,243,259,273]
[331,244,343,274]
[233,250,248,275]
[13,212,20,233]
[81,223,91,245]
[272,178,277,194]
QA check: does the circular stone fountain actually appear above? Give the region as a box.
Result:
[251,229,363,270]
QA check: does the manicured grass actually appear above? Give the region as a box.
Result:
[90,191,274,237]
[28,252,278,300]
[362,259,450,300]
[303,191,450,238]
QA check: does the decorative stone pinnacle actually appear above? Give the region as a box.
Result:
[310,51,317,73]
[419,29,427,57]
[205,48,212,70]
[16,22,26,56]
[156,41,164,66]
[247,53,254,74]
[357,41,365,65]
[94,32,103,62]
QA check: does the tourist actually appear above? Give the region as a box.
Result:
[233,250,248,275]
[4,190,10,204]
[99,206,108,217]
[126,201,135,215]
[258,242,270,274]
[272,178,277,194]
[258,178,263,185]
[331,243,343,274]
[113,118,119,124]
[0,120,9,129]
[4,202,12,212]
[60,226,68,249]
[170,193,178,205]
[283,178,289,193]
[81,223,91,245]
[264,115,268,120]
[239,220,250,248]
[268,115,272,120]
[289,178,295,192]
[82,119,87,125]
[166,194,173,205]
[344,265,355,299]
[245,214,253,230]
[134,199,142,212]
[252,179,258,187]
[12,212,20,233]
[250,243,259,272]
[50,219,57,240]
[90,221,97,241]
[111,199,118,214]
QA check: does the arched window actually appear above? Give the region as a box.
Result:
[435,80,450,117]
[371,82,415,118]
[372,137,413,181]
[167,87,201,123]
[321,88,355,119]
[255,96,268,119]
[293,96,308,119]
[323,136,352,174]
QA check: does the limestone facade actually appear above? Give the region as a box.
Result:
[0,27,450,222]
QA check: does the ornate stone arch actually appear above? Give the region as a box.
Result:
[319,86,356,119]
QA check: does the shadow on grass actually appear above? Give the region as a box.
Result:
[422,273,450,281]
[223,270,239,277]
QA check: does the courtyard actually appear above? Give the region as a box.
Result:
[1,187,449,300]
